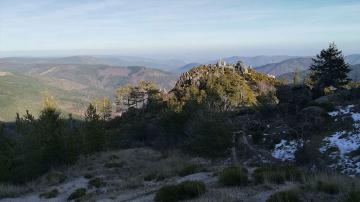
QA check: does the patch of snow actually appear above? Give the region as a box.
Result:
[272,139,303,161]
[321,105,360,175]
[328,105,354,117]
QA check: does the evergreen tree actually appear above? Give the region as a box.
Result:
[94,97,112,121]
[0,123,16,182]
[42,91,57,110]
[85,103,99,122]
[309,43,351,94]
[83,103,104,153]
[293,68,302,85]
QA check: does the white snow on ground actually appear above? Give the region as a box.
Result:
[320,105,360,175]
[272,139,303,161]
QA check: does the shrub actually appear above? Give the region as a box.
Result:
[317,181,340,194]
[88,178,103,188]
[185,112,233,158]
[83,173,93,179]
[39,189,58,199]
[218,166,248,186]
[345,191,360,202]
[46,172,67,185]
[144,173,157,181]
[317,102,335,112]
[67,188,86,201]
[154,181,206,202]
[253,165,304,184]
[267,190,300,202]
[178,164,204,177]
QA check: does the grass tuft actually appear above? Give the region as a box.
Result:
[218,166,248,186]
[154,181,206,202]
[267,190,301,202]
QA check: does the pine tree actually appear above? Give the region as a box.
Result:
[309,43,351,94]
[83,103,104,153]
[0,123,16,182]
[85,103,99,122]
[42,91,57,110]
[293,68,302,85]
[94,97,112,121]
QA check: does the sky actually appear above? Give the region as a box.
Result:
[0,0,360,61]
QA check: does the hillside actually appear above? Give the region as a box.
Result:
[345,54,360,65]
[0,59,178,121]
[255,57,312,76]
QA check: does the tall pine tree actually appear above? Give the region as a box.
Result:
[309,43,351,94]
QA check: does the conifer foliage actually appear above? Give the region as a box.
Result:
[309,43,351,94]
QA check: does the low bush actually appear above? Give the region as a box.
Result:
[46,172,67,185]
[88,177,103,188]
[267,190,301,202]
[218,166,248,186]
[253,165,304,184]
[154,181,206,202]
[317,181,340,194]
[83,173,93,179]
[67,188,86,201]
[39,189,58,199]
[344,190,360,202]
[178,164,204,177]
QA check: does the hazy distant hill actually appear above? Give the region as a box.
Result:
[255,55,360,77]
[277,64,360,83]
[0,55,186,70]
[0,58,178,121]
[220,55,296,67]
[345,54,360,65]
[175,55,297,72]
[255,57,313,76]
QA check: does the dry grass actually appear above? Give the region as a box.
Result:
[0,183,32,198]
[303,172,360,193]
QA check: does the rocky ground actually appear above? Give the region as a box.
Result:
[0,147,357,202]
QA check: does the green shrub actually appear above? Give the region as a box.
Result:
[144,173,157,181]
[318,102,335,112]
[185,113,233,158]
[88,177,103,188]
[344,191,360,202]
[67,188,86,201]
[84,173,93,179]
[154,181,206,202]
[46,172,67,185]
[253,165,304,184]
[39,189,58,199]
[178,164,204,177]
[267,190,300,202]
[317,181,340,194]
[218,166,248,186]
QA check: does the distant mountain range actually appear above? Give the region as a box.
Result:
[175,54,360,74]
[0,55,186,70]
[174,55,297,72]
[254,54,360,76]
[277,64,360,83]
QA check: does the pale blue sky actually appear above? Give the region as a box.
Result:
[0,0,360,60]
